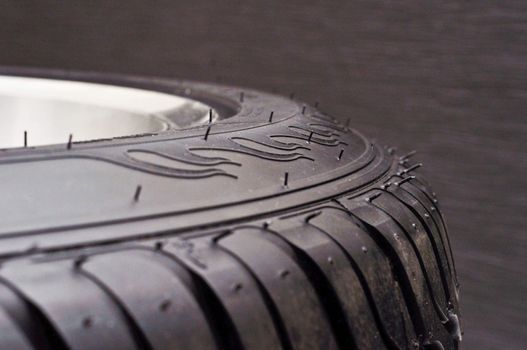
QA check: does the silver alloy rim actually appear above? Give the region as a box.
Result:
[0,75,217,148]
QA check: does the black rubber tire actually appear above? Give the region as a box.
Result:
[0,68,461,350]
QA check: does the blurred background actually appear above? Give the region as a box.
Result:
[0,2,525,348]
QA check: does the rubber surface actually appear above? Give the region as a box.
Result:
[0,69,461,349]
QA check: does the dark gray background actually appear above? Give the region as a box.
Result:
[0,2,525,349]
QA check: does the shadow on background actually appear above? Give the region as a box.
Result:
[0,2,525,348]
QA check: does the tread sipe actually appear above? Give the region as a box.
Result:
[0,68,461,349]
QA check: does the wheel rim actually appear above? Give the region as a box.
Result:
[0,75,217,148]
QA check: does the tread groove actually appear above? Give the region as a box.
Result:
[390,182,453,272]
[382,188,455,303]
[157,249,244,350]
[306,214,402,349]
[403,180,459,285]
[263,227,357,350]
[388,173,456,283]
[369,199,449,322]
[0,281,68,350]
[343,211,429,336]
[78,268,152,350]
[215,243,294,350]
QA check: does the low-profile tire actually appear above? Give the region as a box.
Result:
[0,68,461,350]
